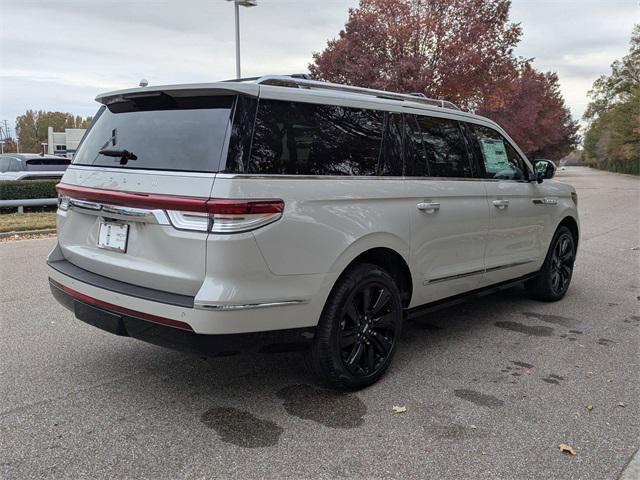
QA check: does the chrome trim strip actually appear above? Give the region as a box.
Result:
[484,260,537,274]
[68,198,170,225]
[194,299,309,311]
[424,260,537,285]
[69,198,102,210]
[66,165,217,178]
[215,173,514,182]
[425,268,486,285]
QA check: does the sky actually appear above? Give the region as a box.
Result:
[0,0,637,136]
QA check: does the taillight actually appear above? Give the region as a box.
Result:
[205,199,284,234]
[164,199,284,233]
[58,194,70,211]
[56,184,283,234]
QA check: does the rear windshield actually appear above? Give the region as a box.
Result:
[73,94,234,172]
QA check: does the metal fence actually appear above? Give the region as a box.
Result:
[0,198,58,213]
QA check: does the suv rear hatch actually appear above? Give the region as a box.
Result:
[55,86,250,297]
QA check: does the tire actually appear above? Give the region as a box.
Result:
[309,263,403,390]
[525,226,576,302]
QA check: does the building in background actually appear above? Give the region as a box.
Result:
[47,127,85,157]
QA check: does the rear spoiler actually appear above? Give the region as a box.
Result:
[95,82,259,106]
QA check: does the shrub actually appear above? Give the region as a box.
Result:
[0,179,60,200]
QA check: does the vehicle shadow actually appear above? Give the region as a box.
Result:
[86,284,539,397]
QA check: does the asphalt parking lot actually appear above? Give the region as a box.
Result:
[1,167,638,479]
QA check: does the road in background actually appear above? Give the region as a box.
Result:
[1,167,638,479]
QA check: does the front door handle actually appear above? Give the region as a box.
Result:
[417,202,440,213]
[493,199,509,209]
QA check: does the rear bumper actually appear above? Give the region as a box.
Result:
[49,278,314,355]
[48,248,330,336]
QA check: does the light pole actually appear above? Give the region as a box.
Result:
[226,0,257,79]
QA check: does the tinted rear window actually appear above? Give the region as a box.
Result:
[73,95,234,172]
[248,100,383,175]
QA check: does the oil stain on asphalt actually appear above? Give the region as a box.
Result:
[201,407,284,448]
[494,321,554,337]
[276,384,366,429]
[541,374,564,385]
[454,389,504,408]
[521,312,579,327]
[511,360,534,369]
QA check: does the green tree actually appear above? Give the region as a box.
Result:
[584,25,639,121]
[583,25,640,175]
[15,110,93,152]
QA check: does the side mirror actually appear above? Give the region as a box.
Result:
[532,159,556,183]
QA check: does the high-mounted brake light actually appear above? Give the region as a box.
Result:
[56,184,284,234]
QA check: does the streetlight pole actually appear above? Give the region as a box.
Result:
[234,1,241,79]
[226,0,257,79]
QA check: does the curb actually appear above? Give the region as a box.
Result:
[0,228,57,239]
[619,449,640,480]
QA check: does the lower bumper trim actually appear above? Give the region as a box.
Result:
[49,278,194,331]
[49,278,315,356]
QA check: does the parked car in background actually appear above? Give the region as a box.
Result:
[0,154,71,181]
[48,75,580,390]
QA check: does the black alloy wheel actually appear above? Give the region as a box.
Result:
[549,232,574,296]
[338,281,397,377]
[526,225,576,301]
[310,263,402,390]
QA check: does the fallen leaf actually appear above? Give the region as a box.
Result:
[617,402,626,408]
[559,443,576,455]
[586,405,593,411]
[392,405,407,414]
[469,424,477,429]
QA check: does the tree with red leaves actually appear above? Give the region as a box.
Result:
[310,0,578,160]
[477,63,579,159]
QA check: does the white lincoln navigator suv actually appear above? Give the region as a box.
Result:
[48,75,579,390]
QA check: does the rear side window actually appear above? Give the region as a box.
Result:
[406,115,472,178]
[249,100,383,175]
[73,95,234,172]
[0,157,22,172]
[380,113,404,176]
[469,124,528,181]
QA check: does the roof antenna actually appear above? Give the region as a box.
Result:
[139,78,149,87]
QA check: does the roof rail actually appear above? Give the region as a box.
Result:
[221,73,312,83]
[253,75,461,111]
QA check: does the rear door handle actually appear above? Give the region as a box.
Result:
[492,199,509,209]
[417,202,440,213]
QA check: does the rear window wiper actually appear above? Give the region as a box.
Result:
[98,149,138,165]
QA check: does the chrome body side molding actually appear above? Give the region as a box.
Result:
[424,260,537,285]
[194,299,309,311]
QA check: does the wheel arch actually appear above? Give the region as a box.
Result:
[329,235,413,308]
[558,215,579,248]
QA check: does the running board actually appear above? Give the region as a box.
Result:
[405,271,540,320]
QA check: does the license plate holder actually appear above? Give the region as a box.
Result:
[97,222,129,253]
